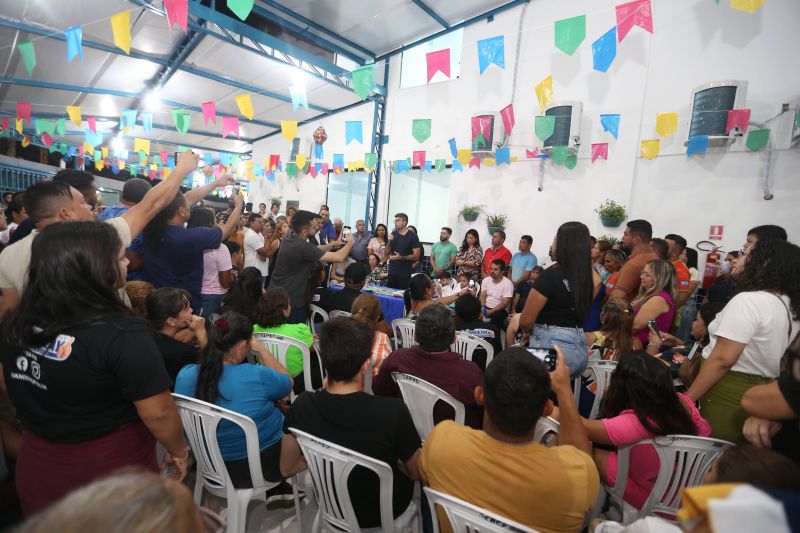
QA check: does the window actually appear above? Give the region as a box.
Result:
[399,29,463,89]
[326,171,370,227]
[387,169,451,242]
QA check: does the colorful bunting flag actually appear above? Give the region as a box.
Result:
[67,105,81,127]
[448,138,458,159]
[535,116,556,142]
[565,155,578,170]
[21,136,30,148]
[65,26,83,62]
[313,143,323,159]
[451,160,463,173]
[81,141,93,154]
[87,116,96,134]
[289,85,307,111]
[56,118,65,137]
[426,49,450,82]
[554,15,586,56]
[471,116,492,148]
[500,104,515,136]
[592,27,617,72]
[641,139,660,159]
[600,114,621,139]
[730,0,765,13]
[412,151,426,167]
[17,41,36,76]
[457,149,471,166]
[40,132,54,148]
[745,129,770,151]
[616,0,653,42]
[526,148,539,158]
[686,135,708,157]
[235,94,254,120]
[16,102,31,122]
[434,159,446,172]
[591,143,608,162]
[320,163,329,176]
[469,157,481,169]
[122,109,138,130]
[269,154,280,171]
[333,154,344,173]
[345,121,363,144]
[228,0,254,20]
[495,147,511,166]
[365,153,377,171]
[134,138,151,155]
[351,65,374,101]
[101,147,109,160]
[535,75,554,114]
[141,112,153,133]
[655,112,678,137]
[165,0,188,32]
[172,109,192,134]
[202,102,216,125]
[35,119,55,137]
[281,120,297,142]
[726,109,751,134]
[411,119,431,143]
[551,146,569,165]
[0,117,7,133]
[286,162,297,178]
[111,11,131,54]
[84,129,103,148]
[477,36,504,74]
[15,119,23,134]
[296,154,307,170]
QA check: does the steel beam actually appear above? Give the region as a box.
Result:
[364,61,390,231]
[410,0,450,29]
[250,99,369,143]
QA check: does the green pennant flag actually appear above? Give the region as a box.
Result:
[172,109,192,134]
[56,118,65,137]
[35,119,55,136]
[17,40,36,76]
[473,133,487,149]
[565,154,578,169]
[94,150,102,162]
[535,116,555,142]
[411,119,432,143]
[351,65,374,101]
[227,0,254,20]
[554,15,586,56]
[178,145,190,152]
[153,154,163,166]
[138,150,148,165]
[364,152,377,170]
[745,129,770,152]
[286,162,297,178]
[434,159,446,172]
[551,145,569,165]
[48,144,58,154]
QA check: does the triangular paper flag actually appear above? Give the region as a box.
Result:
[471,116,492,147]
[434,159,446,172]
[111,11,131,54]
[351,65,374,101]
[134,138,151,155]
[726,109,751,134]
[426,49,450,82]
[17,41,36,76]
[160,151,169,166]
[289,85,307,111]
[67,105,82,127]
[222,116,240,138]
[269,154,280,171]
[40,132,54,148]
[15,119,23,134]
[365,152,377,170]
[526,148,539,158]
[641,139,660,159]
[686,135,708,157]
[0,117,8,133]
[65,26,84,62]
[500,104,515,136]
[35,119,55,137]
[535,116,555,142]
[565,154,578,170]
[345,121,363,144]
[551,146,569,165]
[235,94,254,120]
[535,75,554,114]
[82,141,93,154]
[616,0,653,42]
[554,15,586,56]
[87,116,96,134]
[280,120,297,142]
[296,154,307,170]
[56,118,65,137]
[122,109,138,130]
[228,0,254,20]
[469,157,481,169]
[101,146,109,159]
[448,138,458,159]
[202,101,217,125]
[655,112,678,137]
[457,149,471,166]
[141,112,153,133]
[411,119,431,143]
[171,109,192,134]
[592,27,617,72]
[16,102,31,122]
[730,0,765,13]
[745,129,769,151]
[477,36,504,74]
[333,154,344,173]
[286,162,297,178]
[21,136,30,148]
[591,143,608,162]
[600,114,621,139]
[451,160,463,173]
[165,0,188,32]
[84,129,103,148]
[495,147,511,166]
[412,151,426,167]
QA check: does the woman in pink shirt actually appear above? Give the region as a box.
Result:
[188,207,233,318]
[579,351,711,510]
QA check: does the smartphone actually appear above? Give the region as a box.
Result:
[527,347,558,372]
[648,320,660,337]
[341,226,351,241]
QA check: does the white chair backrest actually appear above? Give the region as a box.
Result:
[451,331,495,367]
[424,487,539,533]
[574,360,618,419]
[308,304,329,335]
[253,332,322,394]
[391,372,465,441]
[392,318,416,348]
[611,434,734,522]
[329,309,352,319]
[533,416,560,445]
[289,428,397,532]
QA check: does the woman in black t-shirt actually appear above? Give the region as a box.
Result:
[1,222,188,516]
[518,221,599,377]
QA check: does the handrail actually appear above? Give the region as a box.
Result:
[0,161,54,193]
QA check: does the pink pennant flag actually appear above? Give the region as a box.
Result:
[413,151,426,167]
[471,116,492,141]
[426,49,450,82]
[591,143,609,163]
[469,157,481,169]
[1,117,8,132]
[222,116,239,138]
[160,151,169,165]
[726,109,751,134]
[40,132,54,148]
[213,166,222,178]
[87,116,96,134]
[309,165,318,178]
[202,101,217,125]
[320,163,329,175]
[164,0,188,32]
[525,148,539,158]
[500,104,515,136]
[16,101,32,122]
[269,154,280,171]
[616,0,653,42]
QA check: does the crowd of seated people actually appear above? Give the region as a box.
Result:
[0,161,798,532]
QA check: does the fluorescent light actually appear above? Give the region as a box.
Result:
[112,135,124,152]
[145,89,161,109]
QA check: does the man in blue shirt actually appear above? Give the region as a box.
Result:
[385,212,420,290]
[318,205,337,241]
[97,178,151,280]
[510,234,538,287]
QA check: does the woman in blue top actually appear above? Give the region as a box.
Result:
[175,311,306,498]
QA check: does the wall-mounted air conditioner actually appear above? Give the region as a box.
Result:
[539,101,582,155]
[686,80,748,148]
[470,112,506,158]
[288,137,312,163]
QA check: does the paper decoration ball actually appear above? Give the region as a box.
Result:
[313,126,327,145]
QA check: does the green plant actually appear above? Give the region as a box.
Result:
[598,235,620,246]
[458,204,483,218]
[485,213,508,227]
[594,199,626,221]
[270,196,282,207]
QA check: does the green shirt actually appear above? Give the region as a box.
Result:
[253,322,313,377]
[431,241,457,275]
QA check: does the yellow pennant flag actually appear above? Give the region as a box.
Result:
[730,0,765,13]
[82,141,93,154]
[655,112,678,137]
[162,167,170,179]
[149,164,157,172]
[296,153,307,169]
[95,159,105,171]
[347,160,359,172]
[457,149,471,166]
[235,94,254,120]
[134,137,150,155]
[101,146,109,159]
[280,120,297,142]
[641,139,660,160]
[111,11,131,54]
[66,106,82,127]
[21,135,30,148]
[535,75,554,114]
[483,159,496,166]
[119,160,126,171]
[15,118,23,134]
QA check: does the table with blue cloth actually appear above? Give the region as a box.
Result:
[329,284,406,325]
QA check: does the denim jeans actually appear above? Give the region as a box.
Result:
[200,293,226,319]
[529,324,589,377]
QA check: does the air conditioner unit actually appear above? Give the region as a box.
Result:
[288,137,312,163]
[685,80,748,148]
[470,112,506,158]
[539,101,582,155]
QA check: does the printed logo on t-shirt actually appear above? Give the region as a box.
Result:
[464,328,496,339]
[28,334,75,361]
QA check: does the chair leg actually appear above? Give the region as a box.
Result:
[193,477,204,506]
[311,509,321,533]
[227,488,253,533]
[290,475,302,532]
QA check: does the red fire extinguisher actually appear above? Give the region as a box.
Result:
[702,246,722,289]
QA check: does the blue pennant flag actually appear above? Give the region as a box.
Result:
[313,143,324,159]
[65,26,83,63]
[253,164,264,176]
[600,114,621,140]
[67,145,76,157]
[452,160,463,173]
[141,112,153,133]
[345,121,363,144]
[111,163,120,175]
[333,153,344,170]
[84,129,103,147]
[592,27,617,73]
[219,152,231,166]
[167,156,175,169]
[423,160,432,173]
[396,159,410,173]
[289,85,307,111]
[448,137,458,159]
[314,162,323,174]
[495,147,511,166]
[477,35,504,74]
[204,153,213,165]
[687,135,708,157]
[267,171,276,182]
[121,109,137,129]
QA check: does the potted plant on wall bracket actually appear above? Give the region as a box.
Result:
[458,203,483,222]
[485,213,509,235]
[595,199,627,228]
[270,197,282,207]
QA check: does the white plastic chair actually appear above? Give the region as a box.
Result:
[392,318,416,348]
[329,309,352,319]
[574,360,618,420]
[253,332,323,395]
[173,394,301,533]
[451,331,495,367]
[608,434,734,523]
[308,304,329,335]
[424,487,538,533]
[533,416,560,445]
[289,428,418,533]
[391,372,465,441]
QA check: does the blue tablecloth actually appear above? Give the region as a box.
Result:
[329,284,406,325]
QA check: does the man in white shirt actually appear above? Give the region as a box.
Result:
[480,259,514,332]
[243,213,269,285]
